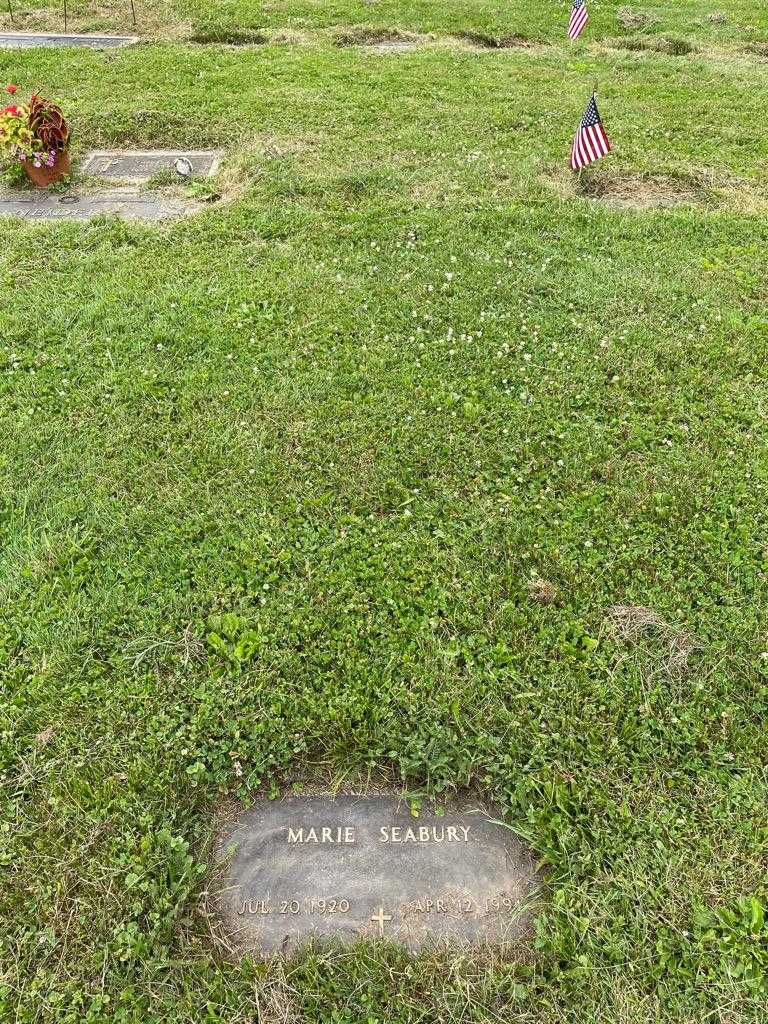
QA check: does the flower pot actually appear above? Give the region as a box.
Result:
[23,149,71,188]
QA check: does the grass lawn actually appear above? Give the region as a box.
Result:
[1,2,768,1021]
[3,0,768,49]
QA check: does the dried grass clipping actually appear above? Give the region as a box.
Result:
[607,605,700,674]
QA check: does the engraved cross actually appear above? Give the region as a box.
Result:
[370,907,392,934]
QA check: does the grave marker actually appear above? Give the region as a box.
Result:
[0,32,138,48]
[80,150,222,183]
[214,795,539,953]
[0,187,196,221]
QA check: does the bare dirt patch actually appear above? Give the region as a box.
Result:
[567,169,719,209]
[270,28,312,46]
[616,7,657,31]
[580,170,714,208]
[451,30,533,50]
[744,41,768,59]
[332,26,420,48]
[548,167,767,212]
[189,28,268,45]
[607,35,696,56]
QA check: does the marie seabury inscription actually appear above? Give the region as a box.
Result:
[214,796,539,952]
[286,824,470,844]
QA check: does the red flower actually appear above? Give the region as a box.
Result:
[5,84,17,94]
[1,104,19,115]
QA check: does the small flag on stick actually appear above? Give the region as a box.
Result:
[568,0,588,40]
[570,93,611,171]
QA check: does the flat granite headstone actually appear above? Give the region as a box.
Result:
[214,795,539,953]
[0,32,138,48]
[0,188,196,222]
[81,150,222,183]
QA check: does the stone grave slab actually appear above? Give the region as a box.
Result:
[0,188,196,222]
[0,32,138,48]
[81,150,222,183]
[213,795,539,953]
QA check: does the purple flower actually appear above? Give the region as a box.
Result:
[33,160,41,167]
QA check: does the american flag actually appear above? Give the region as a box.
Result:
[571,93,611,171]
[568,0,588,40]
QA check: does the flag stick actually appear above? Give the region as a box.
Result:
[129,0,137,26]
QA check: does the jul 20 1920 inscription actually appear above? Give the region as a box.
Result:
[213,796,539,952]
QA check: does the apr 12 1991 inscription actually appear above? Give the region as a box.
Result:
[213,796,539,953]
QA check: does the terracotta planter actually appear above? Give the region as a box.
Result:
[23,149,71,188]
